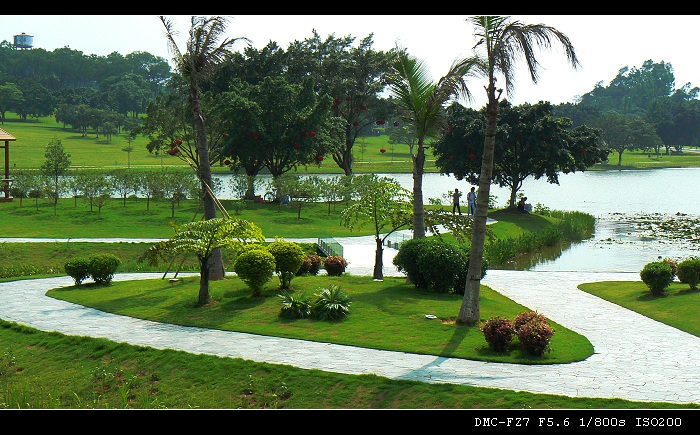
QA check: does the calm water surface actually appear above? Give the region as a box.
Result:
[215,168,700,273]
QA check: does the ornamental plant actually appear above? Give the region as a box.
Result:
[296,253,323,276]
[514,311,555,356]
[311,285,352,320]
[323,255,348,277]
[676,256,700,290]
[87,253,121,285]
[640,261,674,295]
[481,316,515,353]
[64,258,91,286]
[233,248,276,297]
[267,239,305,289]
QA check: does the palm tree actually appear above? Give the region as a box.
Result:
[160,15,250,280]
[458,15,580,325]
[387,48,476,238]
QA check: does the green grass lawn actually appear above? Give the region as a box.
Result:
[2,113,699,409]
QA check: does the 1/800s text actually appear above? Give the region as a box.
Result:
[474,417,682,428]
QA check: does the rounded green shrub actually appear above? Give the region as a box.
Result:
[297,253,323,276]
[233,248,276,297]
[677,256,700,290]
[323,255,348,277]
[640,261,674,295]
[64,257,91,286]
[267,240,305,289]
[481,316,515,353]
[394,238,487,294]
[392,238,431,287]
[88,253,121,285]
[417,241,467,293]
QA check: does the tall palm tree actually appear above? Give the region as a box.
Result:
[160,16,250,284]
[458,15,580,325]
[387,48,476,238]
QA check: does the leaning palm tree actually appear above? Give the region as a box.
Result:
[160,15,250,280]
[458,15,580,325]
[387,48,476,239]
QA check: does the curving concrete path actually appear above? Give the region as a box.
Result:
[1,269,699,405]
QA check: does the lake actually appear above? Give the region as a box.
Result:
[215,168,700,273]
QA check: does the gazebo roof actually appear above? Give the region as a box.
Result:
[0,127,17,141]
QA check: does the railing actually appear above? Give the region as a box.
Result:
[317,238,343,257]
[383,231,411,250]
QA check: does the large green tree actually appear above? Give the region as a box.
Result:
[434,101,605,208]
[218,75,334,178]
[160,15,249,281]
[458,16,580,326]
[592,111,663,165]
[386,48,474,239]
[286,31,395,175]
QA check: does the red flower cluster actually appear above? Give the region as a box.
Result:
[376,120,385,125]
[380,148,387,153]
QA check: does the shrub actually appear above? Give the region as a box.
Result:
[278,291,313,319]
[514,311,555,356]
[639,261,674,295]
[481,317,515,353]
[676,256,700,290]
[267,239,305,289]
[392,238,430,287]
[64,257,91,286]
[416,241,467,293]
[233,248,276,297]
[394,238,487,294]
[323,255,348,277]
[88,254,121,285]
[662,257,679,278]
[297,253,323,276]
[312,285,351,320]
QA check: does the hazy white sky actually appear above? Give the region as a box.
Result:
[2,15,698,110]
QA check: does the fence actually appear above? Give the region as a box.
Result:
[317,238,343,257]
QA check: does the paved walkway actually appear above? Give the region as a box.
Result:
[1,237,699,405]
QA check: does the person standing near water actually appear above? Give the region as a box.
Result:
[452,188,462,215]
[467,187,477,217]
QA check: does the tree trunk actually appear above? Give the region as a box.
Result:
[373,237,384,281]
[190,87,225,282]
[459,96,499,326]
[198,256,211,306]
[412,144,426,239]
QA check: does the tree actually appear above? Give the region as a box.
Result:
[592,111,662,165]
[459,15,580,326]
[386,48,474,239]
[160,15,250,281]
[434,101,606,208]
[142,218,265,306]
[219,76,334,178]
[0,83,23,124]
[340,174,412,280]
[40,138,71,212]
[270,173,322,220]
[285,31,395,175]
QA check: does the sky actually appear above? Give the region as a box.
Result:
[2,15,698,110]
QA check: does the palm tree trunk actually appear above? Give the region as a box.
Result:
[190,87,225,282]
[412,144,426,239]
[459,100,499,325]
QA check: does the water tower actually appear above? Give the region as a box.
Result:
[13,33,33,50]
